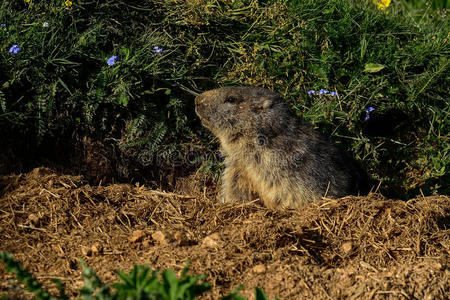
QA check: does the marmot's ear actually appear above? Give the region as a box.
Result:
[262,98,274,110]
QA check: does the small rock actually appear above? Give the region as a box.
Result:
[202,236,218,249]
[129,230,146,243]
[252,264,266,274]
[151,230,167,246]
[341,241,353,253]
[81,246,92,257]
[201,233,221,249]
[91,243,103,255]
[28,214,40,226]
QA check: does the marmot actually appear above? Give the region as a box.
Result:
[195,86,369,208]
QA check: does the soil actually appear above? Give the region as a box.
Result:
[0,167,449,299]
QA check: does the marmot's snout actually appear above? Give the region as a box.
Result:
[195,91,216,127]
[195,91,212,114]
[194,93,204,106]
[195,90,215,106]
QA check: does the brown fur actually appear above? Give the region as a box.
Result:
[195,86,369,208]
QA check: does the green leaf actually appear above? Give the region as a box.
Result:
[255,287,270,300]
[221,285,247,300]
[363,63,385,73]
[57,77,73,96]
[117,93,129,107]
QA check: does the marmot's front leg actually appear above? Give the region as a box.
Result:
[219,162,256,204]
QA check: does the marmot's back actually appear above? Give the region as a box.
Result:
[195,86,369,208]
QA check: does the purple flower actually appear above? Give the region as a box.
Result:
[329,91,338,97]
[319,89,329,95]
[107,55,119,66]
[1,24,6,29]
[364,106,375,121]
[9,44,20,54]
[307,90,316,95]
[153,46,165,54]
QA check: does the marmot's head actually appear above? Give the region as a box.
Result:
[195,86,291,145]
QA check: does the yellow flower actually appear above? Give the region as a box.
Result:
[25,0,31,3]
[65,0,72,7]
[373,0,391,10]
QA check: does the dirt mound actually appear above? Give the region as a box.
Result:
[0,168,449,299]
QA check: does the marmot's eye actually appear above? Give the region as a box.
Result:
[225,96,237,103]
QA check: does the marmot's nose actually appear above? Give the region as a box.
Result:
[195,94,204,106]
[195,93,207,117]
[195,90,213,106]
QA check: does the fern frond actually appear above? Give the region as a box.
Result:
[149,121,167,154]
[0,90,6,113]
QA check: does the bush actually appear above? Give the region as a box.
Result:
[0,0,448,196]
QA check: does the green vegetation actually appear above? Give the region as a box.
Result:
[0,251,271,299]
[403,0,448,9]
[0,0,448,197]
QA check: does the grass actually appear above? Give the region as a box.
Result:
[0,0,448,197]
[402,0,449,9]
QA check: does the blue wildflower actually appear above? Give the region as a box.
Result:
[107,55,119,66]
[329,91,338,97]
[153,46,165,54]
[319,89,329,95]
[9,44,20,54]
[364,106,375,121]
[1,24,6,29]
[307,90,315,95]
